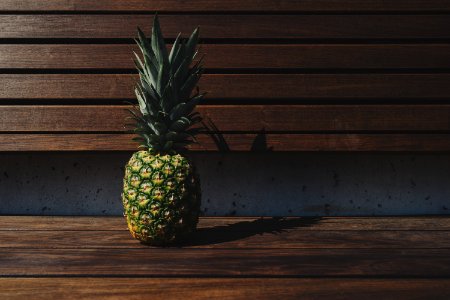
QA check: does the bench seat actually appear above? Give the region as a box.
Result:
[0,216,449,299]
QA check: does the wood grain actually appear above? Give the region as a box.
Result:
[1,217,449,297]
[2,44,450,69]
[0,0,449,296]
[1,0,449,12]
[1,278,449,300]
[3,216,450,231]
[0,15,448,39]
[1,105,449,132]
[1,74,450,99]
[1,248,449,276]
[0,229,448,249]
[2,133,450,151]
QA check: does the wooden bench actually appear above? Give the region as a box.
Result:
[1,1,450,298]
[0,0,449,151]
[1,216,450,299]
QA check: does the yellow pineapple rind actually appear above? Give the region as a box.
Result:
[122,150,201,245]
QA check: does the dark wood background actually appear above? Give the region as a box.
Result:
[0,0,450,151]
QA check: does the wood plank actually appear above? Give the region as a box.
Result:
[1,0,449,12]
[1,74,450,99]
[0,74,133,100]
[0,15,448,39]
[2,44,450,69]
[0,229,449,249]
[1,278,449,300]
[0,134,136,151]
[3,216,450,231]
[1,105,450,132]
[1,248,449,276]
[2,133,450,151]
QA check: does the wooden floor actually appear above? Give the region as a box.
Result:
[1,216,450,299]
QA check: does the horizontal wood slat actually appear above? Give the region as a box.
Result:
[1,229,449,249]
[3,216,450,231]
[2,134,450,151]
[0,6,447,154]
[1,105,449,132]
[1,278,449,300]
[0,15,449,39]
[1,44,450,69]
[1,248,449,276]
[1,0,449,12]
[1,74,450,99]
[2,217,449,298]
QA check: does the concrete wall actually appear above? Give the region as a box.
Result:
[0,152,449,216]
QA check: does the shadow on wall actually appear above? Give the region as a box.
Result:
[205,118,272,152]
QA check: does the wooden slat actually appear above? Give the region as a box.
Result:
[1,74,450,99]
[1,278,449,300]
[0,229,449,249]
[0,134,136,151]
[1,248,449,276]
[3,216,450,231]
[2,133,450,151]
[1,105,449,132]
[0,15,448,39]
[0,74,133,100]
[2,44,450,69]
[1,0,449,12]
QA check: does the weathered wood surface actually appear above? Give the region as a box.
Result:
[1,0,449,12]
[0,3,448,153]
[0,278,449,300]
[0,15,448,39]
[1,217,449,249]
[1,105,449,132]
[1,74,450,99]
[0,217,450,277]
[1,216,449,298]
[3,216,450,231]
[2,133,450,151]
[1,44,449,69]
[2,247,450,277]
[0,228,449,249]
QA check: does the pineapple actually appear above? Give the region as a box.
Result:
[122,15,203,245]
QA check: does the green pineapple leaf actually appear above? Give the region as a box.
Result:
[130,13,203,154]
[169,33,181,63]
[151,14,169,66]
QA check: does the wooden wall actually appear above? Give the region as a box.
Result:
[0,1,450,151]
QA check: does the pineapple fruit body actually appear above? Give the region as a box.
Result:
[122,151,201,245]
[123,16,204,245]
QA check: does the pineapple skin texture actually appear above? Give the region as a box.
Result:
[122,151,201,245]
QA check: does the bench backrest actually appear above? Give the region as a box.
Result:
[0,1,449,151]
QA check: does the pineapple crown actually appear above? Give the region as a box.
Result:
[128,14,204,155]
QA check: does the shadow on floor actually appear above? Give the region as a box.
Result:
[185,217,322,246]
